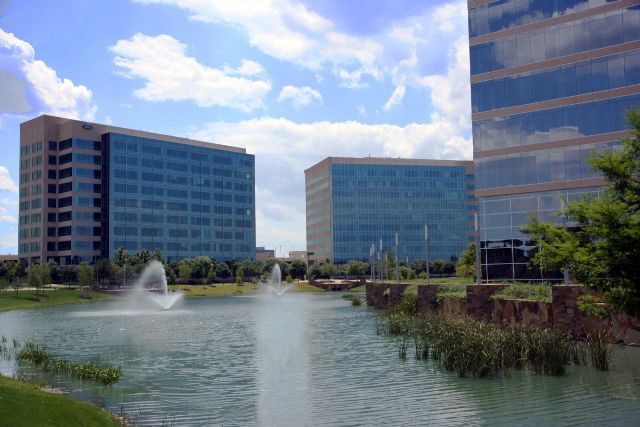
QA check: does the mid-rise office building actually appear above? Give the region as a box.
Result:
[305,157,475,265]
[468,0,640,280]
[19,115,255,265]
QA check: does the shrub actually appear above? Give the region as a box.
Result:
[577,295,610,319]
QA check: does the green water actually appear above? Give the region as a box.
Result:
[1,293,639,426]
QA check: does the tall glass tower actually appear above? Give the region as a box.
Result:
[468,0,640,280]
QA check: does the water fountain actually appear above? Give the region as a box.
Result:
[266,264,293,296]
[129,260,183,310]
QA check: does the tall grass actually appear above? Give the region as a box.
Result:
[435,283,467,303]
[378,297,583,378]
[18,341,122,385]
[585,329,613,371]
[342,294,362,306]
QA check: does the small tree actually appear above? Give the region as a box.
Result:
[456,243,477,280]
[235,268,244,285]
[432,259,446,277]
[114,247,129,287]
[152,248,165,264]
[77,263,94,296]
[346,260,368,277]
[289,260,307,281]
[179,260,193,283]
[28,265,41,294]
[135,248,151,266]
[95,258,113,287]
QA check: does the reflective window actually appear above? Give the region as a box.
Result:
[470,6,638,75]
[471,51,640,113]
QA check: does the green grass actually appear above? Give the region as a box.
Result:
[0,289,115,313]
[0,375,123,426]
[170,281,324,297]
[351,277,470,294]
[492,283,553,303]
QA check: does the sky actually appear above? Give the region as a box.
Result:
[0,0,472,257]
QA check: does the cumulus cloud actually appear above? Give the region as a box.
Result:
[110,33,272,112]
[0,28,96,120]
[0,197,17,224]
[383,85,406,111]
[277,85,322,108]
[191,117,471,251]
[132,0,384,88]
[0,167,17,193]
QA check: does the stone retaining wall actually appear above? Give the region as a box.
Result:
[365,283,410,309]
[492,299,552,327]
[366,282,640,345]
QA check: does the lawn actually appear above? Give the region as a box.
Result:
[169,281,324,297]
[350,277,472,293]
[0,375,123,427]
[0,289,115,313]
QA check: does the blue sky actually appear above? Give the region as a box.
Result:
[0,0,472,257]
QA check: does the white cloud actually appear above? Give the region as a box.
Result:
[0,28,96,120]
[132,0,384,88]
[383,85,406,111]
[227,59,266,77]
[0,167,17,193]
[191,117,471,251]
[110,33,272,112]
[0,230,17,251]
[277,85,322,108]
[0,197,18,224]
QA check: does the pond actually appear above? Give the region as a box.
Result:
[1,292,640,426]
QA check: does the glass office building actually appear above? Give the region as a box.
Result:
[305,157,475,265]
[468,0,640,280]
[19,115,255,265]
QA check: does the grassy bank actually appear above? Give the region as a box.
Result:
[170,281,324,297]
[351,277,471,293]
[0,289,115,313]
[0,375,122,427]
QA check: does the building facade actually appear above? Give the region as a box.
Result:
[256,247,275,262]
[305,157,475,265]
[19,115,255,265]
[468,0,640,280]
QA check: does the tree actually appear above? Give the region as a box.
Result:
[289,260,307,281]
[114,247,129,287]
[216,263,232,281]
[524,109,640,316]
[77,263,94,296]
[179,259,193,283]
[152,248,165,264]
[235,268,244,285]
[191,256,213,280]
[432,259,446,277]
[346,260,368,277]
[28,265,41,294]
[411,259,427,274]
[321,262,337,279]
[95,258,112,287]
[239,260,260,280]
[456,243,477,280]
[135,248,151,266]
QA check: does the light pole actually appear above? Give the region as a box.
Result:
[425,224,430,286]
[395,233,400,283]
[475,213,481,285]
[378,239,383,283]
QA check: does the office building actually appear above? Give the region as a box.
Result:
[19,115,255,265]
[256,246,275,262]
[468,0,640,280]
[305,157,475,265]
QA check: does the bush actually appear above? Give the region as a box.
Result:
[577,295,610,319]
